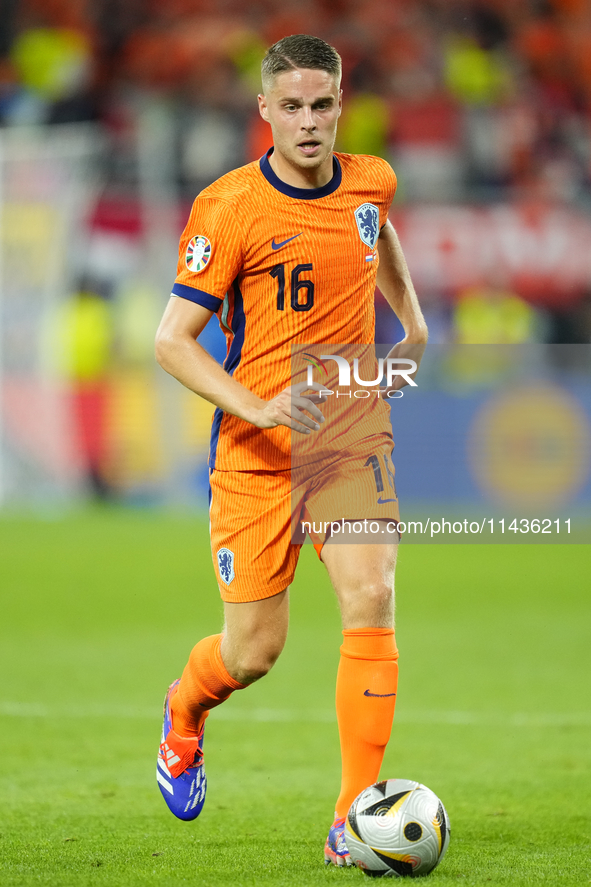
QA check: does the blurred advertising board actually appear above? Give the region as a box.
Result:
[0,124,102,506]
[392,205,591,305]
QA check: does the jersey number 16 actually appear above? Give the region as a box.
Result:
[270,263,314,312]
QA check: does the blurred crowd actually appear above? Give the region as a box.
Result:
[3,0,591,345]
[2,0,591,203]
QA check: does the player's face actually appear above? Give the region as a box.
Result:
[258,68,342,185]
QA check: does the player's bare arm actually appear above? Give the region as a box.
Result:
[155,295,327,434]
[377,220,428,390]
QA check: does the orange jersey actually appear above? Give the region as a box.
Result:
[173,150,397,471]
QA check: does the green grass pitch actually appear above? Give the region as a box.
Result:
[0,509,589,886]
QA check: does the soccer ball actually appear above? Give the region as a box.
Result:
[345,778,450,877]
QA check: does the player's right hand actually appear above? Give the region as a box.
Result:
[253,381,330,434]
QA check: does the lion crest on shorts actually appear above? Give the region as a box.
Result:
[217,548,235,584]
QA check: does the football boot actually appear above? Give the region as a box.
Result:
[156,679,207,821]
[324,816,353,866]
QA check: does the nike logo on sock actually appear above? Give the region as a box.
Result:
[364,689,397,698]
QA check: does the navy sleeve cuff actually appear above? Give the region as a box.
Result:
[172,282,223,312]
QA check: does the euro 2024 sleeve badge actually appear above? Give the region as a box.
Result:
[185,235,212,273]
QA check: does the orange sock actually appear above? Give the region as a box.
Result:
[334,627,399,820]
[170,634,246,737]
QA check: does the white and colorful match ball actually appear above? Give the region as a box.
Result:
[346,778,450,877]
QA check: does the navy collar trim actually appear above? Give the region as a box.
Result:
[259,148,342,199]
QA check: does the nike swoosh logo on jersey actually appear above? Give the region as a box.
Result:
[377,497,397,504]
[364,689,397,698]
[271,233,302,250]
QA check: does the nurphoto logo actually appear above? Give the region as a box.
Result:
[304,355,418,398]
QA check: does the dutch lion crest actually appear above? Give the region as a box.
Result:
[354,203,380,250]
[217,548,235,584]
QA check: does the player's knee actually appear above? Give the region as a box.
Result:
[341,579,394,625]
[229,639,284,685]
[363,581,393,619]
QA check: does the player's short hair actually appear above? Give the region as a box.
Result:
[261,34,342,92]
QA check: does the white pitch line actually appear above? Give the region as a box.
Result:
[0,702,590,728]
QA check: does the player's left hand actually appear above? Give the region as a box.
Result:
[380,340,426,396]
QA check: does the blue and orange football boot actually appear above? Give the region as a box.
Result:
[324,816,353,866]
[156,680,207,821]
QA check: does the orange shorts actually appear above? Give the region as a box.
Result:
[208,433,399,603]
